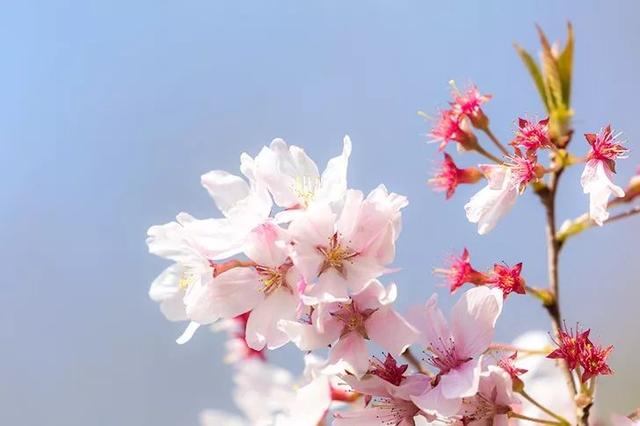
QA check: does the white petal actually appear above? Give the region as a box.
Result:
[315,135,352,204]
[148,264,188,321]
[464,167,518,235]
[176,321,201,344]
[581,160,625,226]
[200,170,250,215]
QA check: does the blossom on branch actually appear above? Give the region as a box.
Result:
[581,125,628,225]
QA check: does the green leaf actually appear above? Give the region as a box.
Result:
[536,25,565,112]
[514,43,549,112]
[557,22,574,106]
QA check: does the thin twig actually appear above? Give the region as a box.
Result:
[482,126,511,156]
[518,389,571,425]
[474,144,504,164]
[605,205,640,224]
[536,167,579,403]
[487,342,550,355]
[401,347,430,376]
[508,411,564,425]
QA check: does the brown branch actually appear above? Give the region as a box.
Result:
[605,205,640,224]
[401,347,430,376]
[482,126,511,156]
[536,167,579,403]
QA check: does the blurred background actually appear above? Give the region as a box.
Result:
[2,1,639,425]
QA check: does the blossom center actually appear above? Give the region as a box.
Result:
[426,337,467,374]
[255,260,293,296]
[293,175,319,207]
[317,233,358,278]
[331,302,374,338]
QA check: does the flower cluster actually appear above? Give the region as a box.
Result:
[547,323,614,383]
[145,24,638,426]
[434,248,526,298]
[426,85,631,233]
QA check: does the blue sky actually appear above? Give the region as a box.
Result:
[2,1,639,425]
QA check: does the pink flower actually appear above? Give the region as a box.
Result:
[511,118,551,154]
[434,248,490,293]
[279,279,419,378]
[456,365,518,426]
[506,151,544,193]
[497,351,528,380]
[580,342,614,383]
[253,136,352,214]
[464,165,519,235]
[581,126,628,225]
[585,125,628,167]
[182,222,302,349]
[546,323,591,370]
[334,366,431,426]
[450,84,492,129]
[429,153,483,199]
[429,109,478,151]
[289,186,407,303]
[408,287,503,417]
[368,353,409,386]
[487,262,526,298]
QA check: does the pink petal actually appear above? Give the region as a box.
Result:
[186,268,262,323]
[439,357,482,399]
[278,319,340,351]
[329,332,370,378]
[366,307,419,355]
[245,289,298,350]
[410,386,462,418]
[243,222,289,267]
[450,287,503,358]
[200,170,250,216]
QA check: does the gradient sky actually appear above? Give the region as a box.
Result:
[2,1,639,425]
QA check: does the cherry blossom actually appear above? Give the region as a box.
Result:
[450,84,492,129]
[506,151,544,193]
[289,186,407,303]
[429,153,482,199]
[253,136,351,220]
[429,109,478,151]
[510,117,551,154]
[334,359,431,426]
[464,165,519,234]
[280,279,418,377]
[200,356,334,426]
[487,262,526,298]
[455,365,518,426]
[546,323,592,370]
[183,222,302,349]
[434,248,490,293]
[581,126,627,225]
[408,287,503,417]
